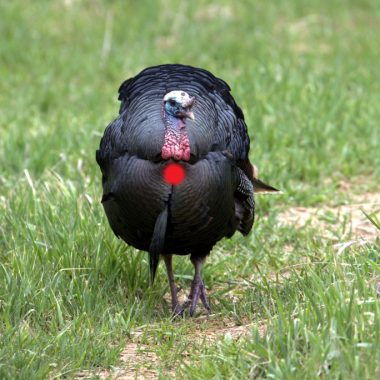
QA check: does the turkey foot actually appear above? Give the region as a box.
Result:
[182,277,211,316]
[164,254,211,317]
[176,255,211,317]
[163,255,183,315]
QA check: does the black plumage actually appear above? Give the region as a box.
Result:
[96,64,277,316]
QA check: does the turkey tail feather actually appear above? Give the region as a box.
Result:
[252,178,280,193]
[148,205,168,284]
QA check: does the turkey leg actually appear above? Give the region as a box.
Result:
[163,255,182,315]
[182,255,211,316]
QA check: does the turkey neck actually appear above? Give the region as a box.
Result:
[161,113,191,161]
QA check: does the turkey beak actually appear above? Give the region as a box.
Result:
[185,96,195,107]
[184,96,195,120]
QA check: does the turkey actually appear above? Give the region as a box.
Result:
[96,64,278,316]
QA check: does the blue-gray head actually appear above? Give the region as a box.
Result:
[163,91,195,120]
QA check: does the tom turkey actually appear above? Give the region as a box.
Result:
[96,64,277,316]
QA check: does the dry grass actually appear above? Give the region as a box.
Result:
[277,192,380,242]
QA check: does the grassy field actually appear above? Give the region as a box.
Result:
[1,0,380,379]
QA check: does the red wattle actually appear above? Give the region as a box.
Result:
[163,163,186,185]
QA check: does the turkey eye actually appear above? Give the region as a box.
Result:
[169,100,176,107]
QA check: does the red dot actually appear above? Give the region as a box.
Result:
[163,163,186,185]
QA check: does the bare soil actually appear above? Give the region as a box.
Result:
[277,192,380,242]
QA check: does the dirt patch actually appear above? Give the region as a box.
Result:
[76,343,160,379]
[277,192,380,242]
[180,315,267,345]
[77,316,266,380]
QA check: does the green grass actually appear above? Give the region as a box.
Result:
[1,0,379,379]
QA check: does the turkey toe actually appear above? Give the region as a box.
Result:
[189,278,210,316]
